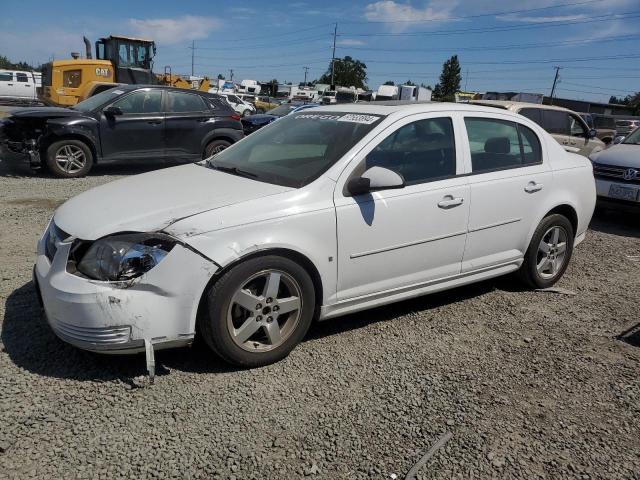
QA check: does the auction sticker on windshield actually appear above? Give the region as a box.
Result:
[294,113,382,124]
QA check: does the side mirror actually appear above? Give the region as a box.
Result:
[613,135,625,145]
[588,128,597,139]
[103,105,123,117]
[347,166,405,196]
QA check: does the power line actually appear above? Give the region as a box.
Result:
[358,53,640,65]
[195,22,334,43]
[560,82,636,94]
[345,12,640,37]
[192,33,332,50]
[344,0,602,24]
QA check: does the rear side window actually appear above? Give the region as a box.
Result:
[16,73,28,82]
[541,110,569,135]
[0,72,12,82]
[594,116,615,129]
[366,117,456,186]
[519,108,542,125]
[166,91,207,112]
[465,117,542,173]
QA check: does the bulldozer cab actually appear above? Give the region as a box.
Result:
[95,35,156,85]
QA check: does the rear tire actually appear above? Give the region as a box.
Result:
[518,214,574,289]
[45,139,93,178]
[199,255,316,367]
[203,139,231,158]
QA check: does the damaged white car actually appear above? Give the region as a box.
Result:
[34,103,596,374]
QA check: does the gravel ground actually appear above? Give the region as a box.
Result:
[1,157,639,480]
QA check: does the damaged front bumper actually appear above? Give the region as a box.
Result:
[33,231,219,355]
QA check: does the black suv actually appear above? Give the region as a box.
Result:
[0,85,243,177]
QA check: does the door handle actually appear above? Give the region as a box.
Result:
[524,181,543,193]
[197,117,213,123]
[438,195,464,209]
[147,120,162,125]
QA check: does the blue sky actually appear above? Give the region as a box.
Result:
[1,0,639,103]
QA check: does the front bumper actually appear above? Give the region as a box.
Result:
[34,229,218,354]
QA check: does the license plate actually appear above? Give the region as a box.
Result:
[609,184,639,201]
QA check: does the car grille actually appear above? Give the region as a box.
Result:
[53,321,132,346]
[593,162,640,185]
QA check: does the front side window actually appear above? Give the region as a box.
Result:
[207,111,384,188]
[63,69,82,88]
[0,72,12,82]
[365,117,456,185]
[465,117,541,173]
[166,91,207,112]
[542,110,569,135]
[569,114,587,138]
[112,89,162,114]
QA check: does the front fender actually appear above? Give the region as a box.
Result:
[44,118,100,156]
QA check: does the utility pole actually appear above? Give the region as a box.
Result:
[303,66,309,86]
[464,68,469,91]
[549,66,561,104]
[331,23,337,87]
[229,69,234,82]
[190,40,195,77]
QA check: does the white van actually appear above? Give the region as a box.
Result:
[0,70,40,101]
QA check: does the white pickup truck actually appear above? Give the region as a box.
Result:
[0,70,41,103]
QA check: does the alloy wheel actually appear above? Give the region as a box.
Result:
[536,226,568,279]
[55,145,86,174]
[226,269,302,352]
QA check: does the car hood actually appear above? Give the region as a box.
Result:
[242,114,277,124]
[591,144,640,167]
[54,163,293,240]
[8,106,84,119]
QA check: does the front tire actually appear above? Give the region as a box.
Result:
[45,139,93,178]
[200,255,316,367]
[518,214,574,289]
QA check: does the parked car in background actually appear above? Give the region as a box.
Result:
[590,126,640,208]
[254,96,280,113]
[615,118,640,137]
[591,113,617,145]
[240,102,317,134]
[0,85,243,177]
[220,93,255,117]
[0,70,41,103]
[34,103,595,369]
[470,100,604,158]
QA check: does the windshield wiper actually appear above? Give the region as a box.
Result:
[208,162,258,179]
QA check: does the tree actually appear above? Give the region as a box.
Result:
[384,80,395,86]
[0,55,39,71]
[217,73,225,80]
[432,55,461,102]
[318,56,367,89]
[608,93,640,114]
[404,79,416,86]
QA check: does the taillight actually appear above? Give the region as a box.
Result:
[231,114,241,121]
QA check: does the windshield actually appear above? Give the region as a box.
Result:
[267,104,299,116]
[207,111,385,187]
[72,88,124,112]
[622,127,640,145]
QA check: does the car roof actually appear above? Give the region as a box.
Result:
[118,84,217,96]
[469,99,574,113]
[308,101,536,117]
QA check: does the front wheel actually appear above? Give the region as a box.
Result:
[199,255,316,367]
[518,214,574,289]
[45,140,93,178]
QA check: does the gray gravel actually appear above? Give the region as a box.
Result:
[1,157,639,479]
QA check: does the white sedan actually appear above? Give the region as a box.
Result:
[34,103,596,372]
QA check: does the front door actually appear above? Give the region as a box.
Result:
[461,114,552,272]
[334,114,470,300]
[99,88,164,160]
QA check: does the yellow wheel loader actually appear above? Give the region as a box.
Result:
[40,35,210,106]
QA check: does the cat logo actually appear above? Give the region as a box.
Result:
[95,67,111,78]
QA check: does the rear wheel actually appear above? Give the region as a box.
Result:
[203,139,231,158]
[45,139,93,178]
[200,255,315,367]
[241,109,251,117]
[518,214,574,288]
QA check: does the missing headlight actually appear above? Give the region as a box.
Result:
[74,233,177,282]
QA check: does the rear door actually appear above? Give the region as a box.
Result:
[164,90,215,160]
[15,72,35,99]
[99,88,165,160]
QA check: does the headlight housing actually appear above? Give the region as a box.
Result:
[76,233,176,281]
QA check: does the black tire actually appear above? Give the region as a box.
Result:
[518,214,574,289]
[200,255,316,367]
[241,109,251,117]
[45,139,93,178]
[203,139,231,158]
